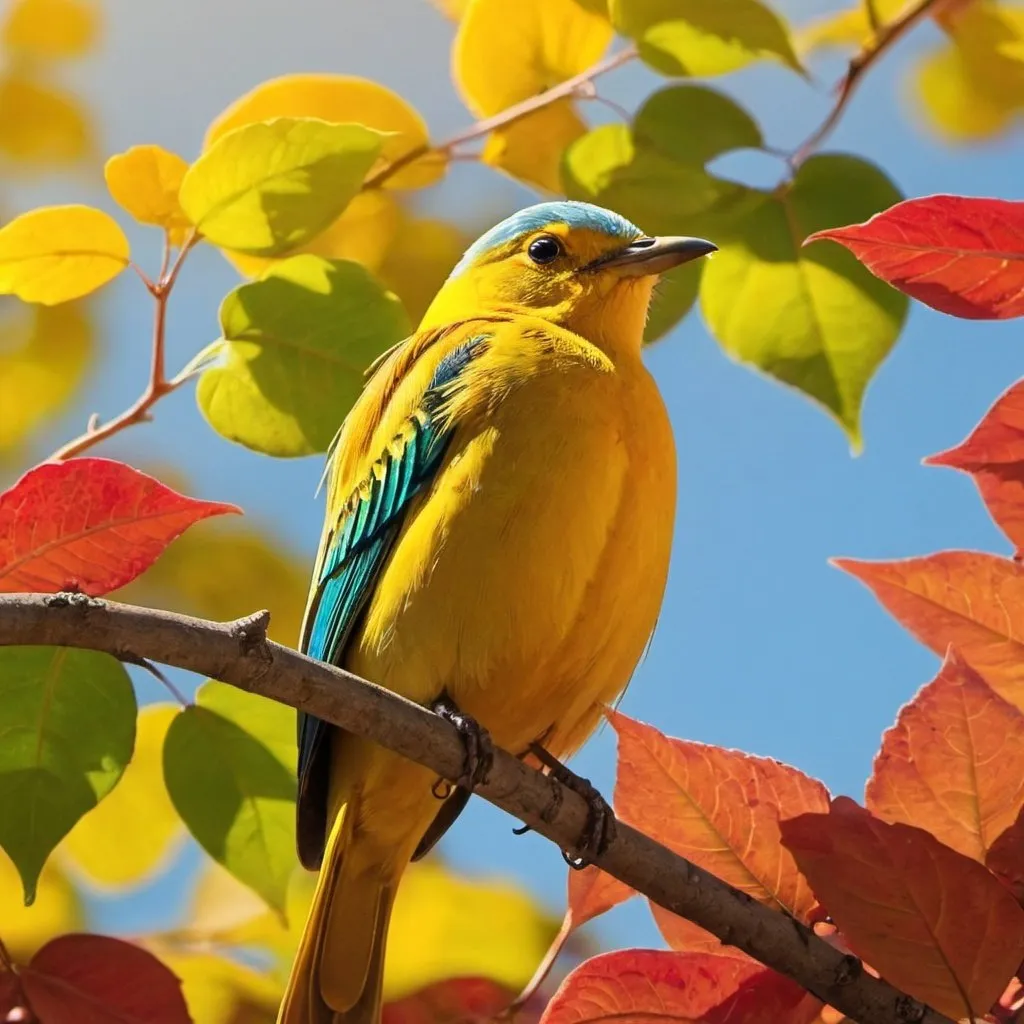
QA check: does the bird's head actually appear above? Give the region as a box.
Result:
[420,201,716,352]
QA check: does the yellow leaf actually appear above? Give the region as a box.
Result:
[60,704,183,889]
[482,100,587,193]
[0,854,82,961]
[797,0,912,53]
[105,145,191,244]
[455,0,612,117]
[0,205,129,304]
[1,0,98,57]
[206,74,444,190]
[225,189,400,280]
[156,950,281,1024]
[0,301,93,453]
[0,76,90,166]
[179,118,383,256]
[430,0,470,17]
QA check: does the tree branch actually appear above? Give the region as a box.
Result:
[0,593,954,1024]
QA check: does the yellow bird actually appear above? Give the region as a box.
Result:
[279,201,715,1024]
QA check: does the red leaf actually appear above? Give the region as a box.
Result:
[382,977,514,1024]
[566,866,634,931]
[926,378,1024,554]
[988,806,1024,904]
[0,458,239,595]
[0,970,22,1017]
[610,711,829,930]
[781,797,1024,1020]
[834,552,1024,711]
[806,195,1024,320]
[20,933,190,1024]
[866,647,1024,862]
[540,951,819,1024]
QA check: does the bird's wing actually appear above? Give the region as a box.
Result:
[295,328,490,868]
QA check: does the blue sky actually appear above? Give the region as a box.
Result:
[7,0,1024,957]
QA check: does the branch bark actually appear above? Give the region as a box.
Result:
[0,593,954,1024]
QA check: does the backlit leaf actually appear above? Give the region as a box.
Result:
[206,74,443,190]
[0,647,135,903]
[383,978,514,1024]
[808,195,1024,320]
[0,856,82,961]
[0,76,90,166]
[699,154,907,448]
[926,379,1024,555]
[781,797,1024,1020]
[541,950,817,1024]
[61,704,183,890]
[179,117,382,256]
[105,145,191,244]
[610,711,828,933]
[866,648,1024,862]
[567,865,635,930]
[610,0,801,77]
[21,934,190,1024]
[198,255,409,456]
[988,806,1024,903]
[0,458,240,595]
[835,552,1024,711]
[0,205,128,304]
[1,0,97,57]
[163,680,296,914]
[796,0,910,54]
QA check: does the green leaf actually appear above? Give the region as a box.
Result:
[197,255,410,457]
[0,647,135,904]
[699,154,908,449]
[611,0,802,77]
[163,680,296,915]
[178,117,383,256]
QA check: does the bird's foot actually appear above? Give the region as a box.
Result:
[432,693,494,792]
[529,743,617,869]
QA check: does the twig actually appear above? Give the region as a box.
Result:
[47,233,199,462]
[0,593,956,1024]
[790,0,953,167]
[364,44,638,190]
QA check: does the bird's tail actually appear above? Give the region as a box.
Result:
[277,798,397,1024]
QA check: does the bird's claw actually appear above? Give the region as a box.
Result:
[529,743,616,869]
[432,694,494,791]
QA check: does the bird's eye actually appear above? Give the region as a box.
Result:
[527,235,562,265]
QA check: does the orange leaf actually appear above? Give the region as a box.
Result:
[988,806,1024,903]
[382,977,514,1024]
[21,933,190,1024]
[540,951,818,1024]
[834,552,1024,711]
[650,906,747,957]
[866,647,1024,861]
[926,378,1024,555]
[781,797,1024,1020]
[610,711,828,924]
[0,457,240,595]
[567,865,634,931]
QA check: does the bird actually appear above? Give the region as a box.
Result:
[278,200,716,1024]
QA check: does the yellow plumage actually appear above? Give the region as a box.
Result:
[278,203,714,1024]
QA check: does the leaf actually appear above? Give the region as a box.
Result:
[781,797,1024,1020]
[198,255,409,456]
[0,205,128,304]
[0,76,90,166]
[808,195,1024,321]
[1,0,98,57]
[0,647,135,903]
[834,551,1024,711]
[20,934,190,1024]
[0,856,83,961]
[925,378,1024,554]
[796,0,910,55]
[179,117,382,256]
[866,648,1024,862]
[699,154,907,448]
[206,74,443,190]
[567,865,635,930]
[163,680,297,914]
[0,457,240,595]
[0,302,93,453]
[105,145,191,244]
[156,949,282,1024]
[61,704,183,889]
[383,978,515,1024]
[540,950,818,1024]
[610,711,828,931]
[610,0,802,77]
[988,805,1024,903]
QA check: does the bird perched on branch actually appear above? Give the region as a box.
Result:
[279,201,715,1024]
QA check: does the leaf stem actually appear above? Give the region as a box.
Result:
[0,936,15,973]
[790,0,954,168]
[505,911,574,1015]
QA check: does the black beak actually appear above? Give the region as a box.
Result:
[590,235,718,276]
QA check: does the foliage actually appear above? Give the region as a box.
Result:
[2,0,1024,1022]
